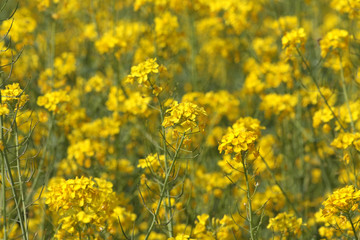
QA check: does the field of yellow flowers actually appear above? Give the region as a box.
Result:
[1,0,360,239]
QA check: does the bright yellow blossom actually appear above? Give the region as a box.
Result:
[322,185,360,219]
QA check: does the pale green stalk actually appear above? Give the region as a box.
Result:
[144,134,185,240]
[1,145,7,239]
[150,80,174,237]
[14,117,29,237]
[296,48,345,131]
[0,114,27,239]
[339,56,355,132]
[242,155,256,240]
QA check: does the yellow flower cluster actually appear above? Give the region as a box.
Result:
[85,73,110,93]
[282,28,306,59]
[267,212,303,237]
[137,153,165,169]
[162,101,207,133]
[193,213,237,239]
[331,0,360,19]
[0,8,36,47]
[322,185,360,218]
[45,176,136,239]
[320,29,349,58]
[312,107,334,128]
[218,117,264,155]
[126,58,159,87]
[95,21,146,55]
[168,234,195,240]
[67,139,107,168]
[37,90,70,113]
[1,83,29,111]
[182,90,240,123]
[106,87,152,116]
[331,132,360,150]
[260,93,298,119]
[155,12,179,49]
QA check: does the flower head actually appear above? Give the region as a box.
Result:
[162,101,207,134]
[282,28,307,59]
[322,185,360,219]
[218,117,264,156]
[267,212,303,237]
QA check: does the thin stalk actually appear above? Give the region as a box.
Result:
[26,113,54,204]
[150,79,173,237]
[296,48,345,131]
[144,134,185,240]
[1,138,7,239]
[259,154,300,217]
[339,56,355,132]
[348,214,359,240]
[242,155,256,240]
[14,117,29,237]
[0,114,27,239]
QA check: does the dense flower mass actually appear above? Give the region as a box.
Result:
[162,101,207,133]
[267,212,303,237]
[2,0,360,239]
[320,29,349,58]
[1,83,29,109]
[331,0,360,19]
[45,176,136,239]
[126,58,159,87]
[331,132,360,151]
[37,90,70,112]
[282,28,306,59]
[322,185,360,218]
[218,117,264,155]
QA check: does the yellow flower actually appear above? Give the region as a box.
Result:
[45,176,136,238]
[137,154,165,169]
[282,28,307,59]
[331,0,360,19]
[218,117,264,156]
[320,29,349,58]
[267,212,303,237]
[162,101,207,133]
[331,132,360,151]
[0,104,9,116]
[1,83,29,109]
[37,90,70,113]
[126,58,159,87]
[322,185,360,218]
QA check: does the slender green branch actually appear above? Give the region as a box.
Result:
[339,56,355,132]
[144,134,185,240]
[348,214,359,240]
[1,135,7,239]
[259,153,300,217]
[0,114,27,239]
[242,154,256,240]
[296,48,345,131]
[14,114,29,238]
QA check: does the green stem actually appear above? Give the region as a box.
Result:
[14,117,29,238]
[296,48,345,131]
[339,56,355,132]
[144,134,185,240]
[242,154,256,240]
[348,214,358,240]
[0,114,27,239]
[1,133,7,240]
[259,154,300,217]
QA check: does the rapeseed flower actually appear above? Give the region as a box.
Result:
[162,101,207,133]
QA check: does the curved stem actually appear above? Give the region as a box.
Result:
[296,48,345,131]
